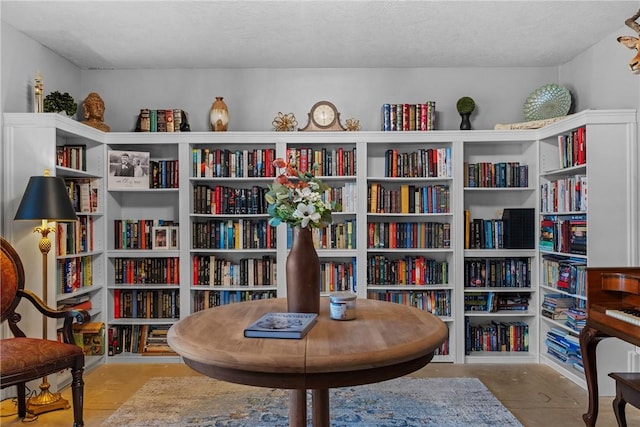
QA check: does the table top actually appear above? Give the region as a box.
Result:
[168,297,448,390]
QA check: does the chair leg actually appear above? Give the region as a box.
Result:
[70,366,85,427]
[16,383,26,418]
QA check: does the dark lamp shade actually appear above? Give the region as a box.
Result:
[14,175,78,222]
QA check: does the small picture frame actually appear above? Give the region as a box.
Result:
[168,226,179,250]
[152,226,169,250]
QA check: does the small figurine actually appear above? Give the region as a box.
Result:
[34,72,44,113]
[81,92,110,132]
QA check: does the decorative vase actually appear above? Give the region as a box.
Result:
[459,112,472,130]
[210,97,229,131]
[286,226,320,314]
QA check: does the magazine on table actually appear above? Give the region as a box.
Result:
[243,312,318,339]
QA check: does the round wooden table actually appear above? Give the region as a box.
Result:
[167,297,448,427]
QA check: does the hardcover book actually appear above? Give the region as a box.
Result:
[243,312,318,339]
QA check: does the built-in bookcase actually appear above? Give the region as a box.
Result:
[536,110,639,395]
[461,134,538,364]
[2,113,107,389]
[3,110,637,381]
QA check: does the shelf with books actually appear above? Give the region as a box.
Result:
[3,113,109,388]
[461,136,538,364]
[536,109,638,394]
[365,138,455,361]
[105,137,184,362]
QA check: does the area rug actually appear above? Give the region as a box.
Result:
[101,376,522,427]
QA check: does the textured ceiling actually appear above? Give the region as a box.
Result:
[2,1,639,69]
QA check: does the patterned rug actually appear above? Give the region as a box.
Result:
[101,376,523,427]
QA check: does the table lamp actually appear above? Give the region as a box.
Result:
[14,169,78,416]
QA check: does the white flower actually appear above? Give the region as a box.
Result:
[292,202,321,228]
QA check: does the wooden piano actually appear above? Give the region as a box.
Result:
[580,267,640,427]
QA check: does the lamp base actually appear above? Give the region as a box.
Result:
[26,381,70,416]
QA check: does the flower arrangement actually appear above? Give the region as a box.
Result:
[265,157,340,229]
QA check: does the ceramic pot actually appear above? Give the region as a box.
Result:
[286,226,320,314]
[210,97,229,131]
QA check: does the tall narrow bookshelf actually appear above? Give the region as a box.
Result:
[189,136,279,313]
[461,133,538,364]
[2,113,107,389]
[364,136,456,362]
[104,133,186,362]
[537,109,638,394]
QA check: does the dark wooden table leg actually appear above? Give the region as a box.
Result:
[289,389,307,427]
[312,388,329,427]
[580,324,604,427]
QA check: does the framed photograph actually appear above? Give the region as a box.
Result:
[168,226,179,250]
[152,226,169,250]
[108,150,150,189]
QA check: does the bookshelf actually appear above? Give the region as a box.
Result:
[2,113,107,390]
[104,134,186,362]
[3,110,637,379]
[461,133,538,364]
[365,138,455,361]
[536,110,639,394]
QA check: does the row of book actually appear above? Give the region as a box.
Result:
[464,292,529,313]
[541,293,576,321]
[192,219,276,250]
[367,221,451,249]
[558,126,586,169]
[383,147,451,178]
[367,255,449,286]
[56,144,87,171]
[368,183,450,214]
[56,217,95,256]
[540,215,587,255]
[192,147,277,178]
[464,257,532,288]
[193,184,268,215]
[464,216,506,250]
[286,147,357,177]
[113,219,177,250]
[192,255,276,287]
[368,289,452,317]
[540,175,587,213]
[465,318,529,353]
[65,178,100,213]
[545,327,583,373]
[112,289,179,319]
[56,257,93,294]
[108,324,176,356]
[113,257,180,285]
[287,220,356,250]
[192,290,276,312]
[137,109,187,133]
[381,102,436,132]
[149,159,179,189]
[540,255,587,297]
[319,259,357,293]
[464,162,529,188]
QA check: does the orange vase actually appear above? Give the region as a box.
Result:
[286,226,320,314]
[210,97,229,131]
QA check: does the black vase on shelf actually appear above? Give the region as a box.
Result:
[459,112,472,130]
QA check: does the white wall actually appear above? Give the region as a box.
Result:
[1,22,82,115]
[78,67,558,132]
[560,25,640,111]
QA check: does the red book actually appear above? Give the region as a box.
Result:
[114,289,121,318]
[193,255,199,285]
[337,147,344,176]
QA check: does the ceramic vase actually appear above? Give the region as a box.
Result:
[459,112,472,130]
[210,97,229,131]
[286,226,320,314]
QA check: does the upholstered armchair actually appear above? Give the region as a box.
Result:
[0,237,90,426]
